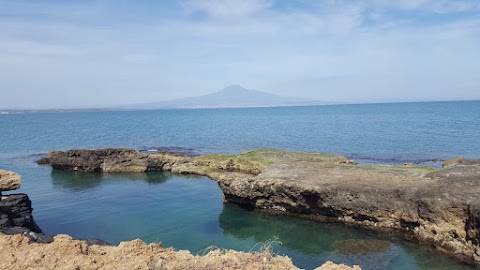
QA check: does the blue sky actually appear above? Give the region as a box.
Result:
[1,0,479,109]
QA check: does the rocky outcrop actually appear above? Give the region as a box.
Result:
[0,170,21,191]
[37,148,264,175]
[0,194,42,233]
[0,170,43,241]
[38,148,480,265]
[0,233,359,270]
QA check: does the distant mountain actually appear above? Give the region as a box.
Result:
[127,85,323,109]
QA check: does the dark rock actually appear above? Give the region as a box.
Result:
[0,194,42,233]
[83,238,112,246]
[0,226,54,243]
[37,148,145,172]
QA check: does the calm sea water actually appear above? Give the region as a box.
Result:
[1,101,479,270]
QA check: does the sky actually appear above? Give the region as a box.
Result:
[0,0,479,109]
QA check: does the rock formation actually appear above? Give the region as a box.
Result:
[0,235,297,270]
[0,170,21,191]
[37,148,480,266]
[0,168,360,269]
[0,233,359,270]
[0,170,44,240]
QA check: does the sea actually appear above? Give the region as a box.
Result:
[1,101,479,270]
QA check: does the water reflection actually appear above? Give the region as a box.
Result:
[50,170,185,190]
[219,204,385,255]
[219,204,475,270]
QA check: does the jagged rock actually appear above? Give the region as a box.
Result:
[0,193,42,233]
[1,226,53,243]
[316,262,361,270]
[37,148,148,172]
[0,170,21,191]
[37,148,263,175]
[0,233,360,270]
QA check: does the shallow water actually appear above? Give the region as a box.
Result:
[1,102,479,269]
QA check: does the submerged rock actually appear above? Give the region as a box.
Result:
[329,239,400,270]
[332,239,392,255]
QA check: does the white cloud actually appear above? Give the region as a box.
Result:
[369,0,480,13]
[182,0,272,18]
[0,0,479,108]
[0,39,81,58]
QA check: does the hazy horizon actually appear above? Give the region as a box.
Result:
[1,0,480,109]
[1,85,480,111]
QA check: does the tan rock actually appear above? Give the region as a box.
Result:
[0,233,361,270]
[316,261,361,270]
[0,170,21,191]
[443,157,466,167]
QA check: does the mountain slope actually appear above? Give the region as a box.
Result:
[130,85,321,109]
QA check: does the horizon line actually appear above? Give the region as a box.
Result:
[1,99,479,114]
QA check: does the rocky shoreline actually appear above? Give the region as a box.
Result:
[35,148,480,266]
[0,233,359,270]
[0,167,359,269]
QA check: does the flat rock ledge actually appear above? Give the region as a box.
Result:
[0,233,359,270]
[38,148,480,266]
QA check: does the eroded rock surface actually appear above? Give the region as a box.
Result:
[0,169,43,239]
[0,194,42,233]
[38,148,480,265]
[37,148,263,175]
[0,233,359,270]
[0,169,21,191]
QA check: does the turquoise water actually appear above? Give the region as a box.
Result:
[1,101,479,269]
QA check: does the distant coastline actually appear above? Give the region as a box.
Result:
[1,99,479,115]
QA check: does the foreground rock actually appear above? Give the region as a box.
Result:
[0,170,43,239]
[0,233,359,270]
[38,148,480,265]
[0,170,21,191]
[0,194,42,233]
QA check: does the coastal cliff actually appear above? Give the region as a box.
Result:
[37,148,480,266]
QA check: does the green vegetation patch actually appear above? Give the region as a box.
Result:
[199,151,273,165]
[199,149,349,166]
[366,164,437,177]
